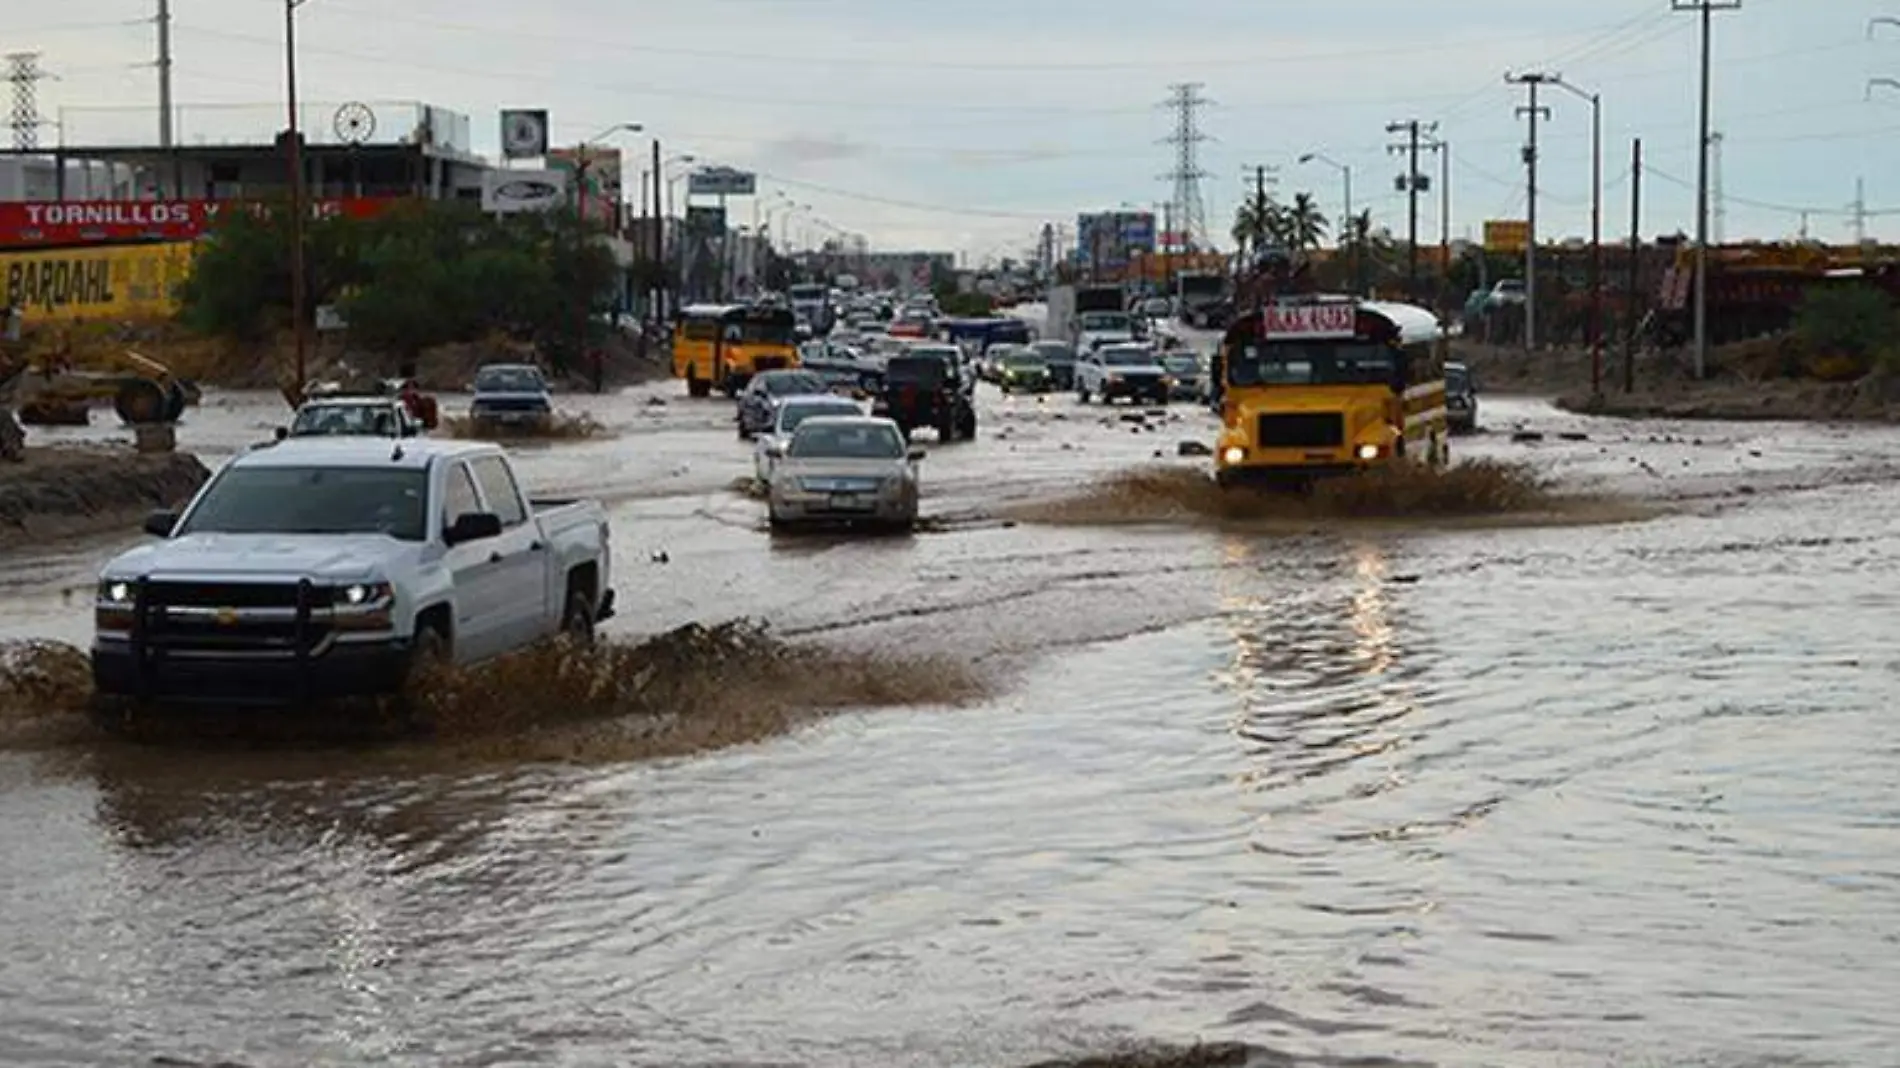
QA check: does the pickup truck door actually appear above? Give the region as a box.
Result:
[469,454,552,648]
[439,459,511,663]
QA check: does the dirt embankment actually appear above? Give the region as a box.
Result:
[28,321,671,397]
[0,447,210,550]
[1453,338,1900,424]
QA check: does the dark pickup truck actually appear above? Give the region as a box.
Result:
[872,348,977,442]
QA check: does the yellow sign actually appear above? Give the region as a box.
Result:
[1483,220,1529,254]
[0,241,196,323]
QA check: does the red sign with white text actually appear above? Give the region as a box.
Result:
[0,197,403,248]
[1261,302,1358,339]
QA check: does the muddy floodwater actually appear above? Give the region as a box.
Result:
[4,369,1900,1067]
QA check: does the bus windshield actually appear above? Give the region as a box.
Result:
[1227,341,1397,387]
[737,320,796,344]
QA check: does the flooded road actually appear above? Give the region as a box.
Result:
[4,374,1900,1066]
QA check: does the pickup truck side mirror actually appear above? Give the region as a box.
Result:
[143,510,178,538]
[763,442,785,458]
[273,426,288,441]
[444,511,503,546]
[907,446,926,462]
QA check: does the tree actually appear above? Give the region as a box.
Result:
[1286,192,1328,251]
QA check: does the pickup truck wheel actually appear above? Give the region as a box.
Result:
[397,625,451,727]
[561,590,597,646]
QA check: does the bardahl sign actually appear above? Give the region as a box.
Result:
[0,197,400,249]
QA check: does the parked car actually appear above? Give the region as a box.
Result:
[283,395,427,440]
[872,347,976,441]
[89,439,614,707]
[754,394,865,483]
[1160,352,1208,403]
[736,368,831,439]
[1446,360,1479,433]
[468,363,553,432]
[1075,344,1171,405]
[763,415,923,531]
[1030,340,1078,390]
[995,350,1053,394]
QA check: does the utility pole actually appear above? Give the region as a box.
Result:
[284,0,311,406]
[4,52,49,152]
[1435,139,1450,300]
[1160,83,1212,250]
[1241,163,1279,255]
[156,0,174,149]
[1386,119,1436,302]
[1506,72,1553,353]
[1550,75,1604,394]
[1674,0,1741,380]
[1850,178,1869,246]
[1626,138,1642,395]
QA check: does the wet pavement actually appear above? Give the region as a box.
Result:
[4,361,1900,1066]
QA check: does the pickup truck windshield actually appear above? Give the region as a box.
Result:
[790,423,904,459]
[1079,312,1132,332]
[1102,349,1158,367]
[178,467,429,541]
[474,367,546,393]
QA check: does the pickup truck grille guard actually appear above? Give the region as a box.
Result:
[127,577,326,699]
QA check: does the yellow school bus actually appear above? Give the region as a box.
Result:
[672,303,799,397]
[1212,296,1448,485]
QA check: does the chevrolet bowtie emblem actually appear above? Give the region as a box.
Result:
[215,608,239,625]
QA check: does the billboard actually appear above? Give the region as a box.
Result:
[480,169,570,214]
[687,166,756,197]
[547,147,622,225]
[0,198,398,249]
[1075,211,1156,269]
[500,109,550,159]
[681,205,728,302]
[1483,219,1530,253]
[1,241,196,323]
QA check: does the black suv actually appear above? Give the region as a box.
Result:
[873,350,977,442]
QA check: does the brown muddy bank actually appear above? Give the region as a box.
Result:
[438,410,607,442]
[1455,338,1900,424]
[1008,460,1644,530]
[0,447,209,551]
[0,621,991,760]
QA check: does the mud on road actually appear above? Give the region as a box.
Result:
[3,377,1900,1067]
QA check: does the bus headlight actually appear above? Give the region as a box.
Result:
[1357,444,1380,461]
[1222,446,1246,465]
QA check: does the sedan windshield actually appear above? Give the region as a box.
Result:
[761,372,827,396]
[778,402,861,432]
[290,404,400,437]
[1032,342,1075,362]
[789,422,905,459]
[177,467,428,541]
[1163,355,1200,374]
[1102,349,1158,367]
[1003,354,1046,369]
[474,367,545,393]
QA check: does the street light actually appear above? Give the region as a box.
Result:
[1298,151,1355,292]
[1548,76,1604,396]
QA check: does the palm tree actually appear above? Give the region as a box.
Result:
[1286,192,1329,251]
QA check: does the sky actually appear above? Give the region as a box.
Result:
[11,0,1900,260]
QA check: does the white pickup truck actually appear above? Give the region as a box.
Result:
[90,438,614,706]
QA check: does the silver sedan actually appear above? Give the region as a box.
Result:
[764,415,922,531]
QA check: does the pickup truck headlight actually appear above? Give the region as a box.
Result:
[340,582,392,606]
[333,582,395,632]
[98,579,133,606]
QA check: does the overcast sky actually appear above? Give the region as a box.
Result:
[13,0,1899,259]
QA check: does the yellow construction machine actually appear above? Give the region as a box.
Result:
[13,349,197,426]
